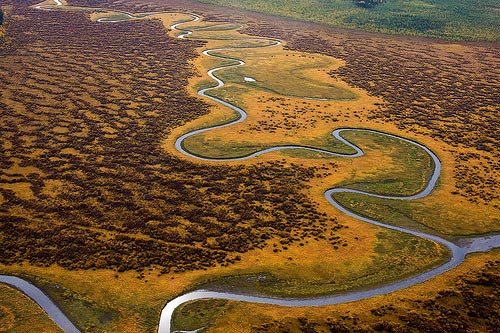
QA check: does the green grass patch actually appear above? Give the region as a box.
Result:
[332,191,500,237]
[182,135,265,159]
[338,131,434,196]
[98,13,134,22]
[214,51,357,100]
[0,284,62,332]
[185,23,242,31]
[172,299,227,332]
[205,84,248,107]
[281,148,338,159]
[13,273,120,332]
[194,79,219,92]
[192,229,448,298]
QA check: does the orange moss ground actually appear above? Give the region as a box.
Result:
[0,0,497,332]
[198,249,500,332]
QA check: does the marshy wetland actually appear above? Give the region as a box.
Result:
[0,0,498,332]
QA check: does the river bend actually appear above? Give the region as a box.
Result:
[1,2,497,333]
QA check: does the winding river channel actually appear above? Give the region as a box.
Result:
[0,2,498,333]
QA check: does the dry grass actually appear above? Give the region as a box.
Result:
[0,284,62,333]
[0,0,498,332]
[163,20,380,159]
[201,249,500,332]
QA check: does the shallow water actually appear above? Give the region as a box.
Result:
[3,3,497,333]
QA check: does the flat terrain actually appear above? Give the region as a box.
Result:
[196,0,500,41]
[195,250,500,333]
[0,284,62,332]
[0,0,498,332]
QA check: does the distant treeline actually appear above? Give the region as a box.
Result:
[197,0,500,41]
[354,0,384,8]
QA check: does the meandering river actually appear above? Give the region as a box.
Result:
[0,2,498,333]
[162,15,500,333]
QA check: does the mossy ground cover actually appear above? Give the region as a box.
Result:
[333,192,500,237]
[171,19,375,160]
[0,1,497,332]
[336,130,434,196]
[172,299,227,331]
[200,250,500,333]
[0,284,62,333]
[213,48,357,100]
[193,229,448,298]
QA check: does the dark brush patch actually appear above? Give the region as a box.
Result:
[0,2,344,274]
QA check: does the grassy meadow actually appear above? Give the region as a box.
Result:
[0,1,498,332]
[0,284,62,333]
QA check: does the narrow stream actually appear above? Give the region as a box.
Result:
[163,15,500,333]
[0,3,497,333]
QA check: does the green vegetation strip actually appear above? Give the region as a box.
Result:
[172,299,227,331]
[338,131,434,196]
[191,230,448,298]
[197,0,500,41]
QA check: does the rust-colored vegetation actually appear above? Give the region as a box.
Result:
[242,21,499,207]
[251,258,500,332]
[0,1,342,274]
[0,8,5,40]
[0,0,498,331]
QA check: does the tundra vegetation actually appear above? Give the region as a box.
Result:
[0,284,63,332]
[0,0,498,332]
[353,0,385,9]
[195,0,500,41]
[199,251,500,333]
